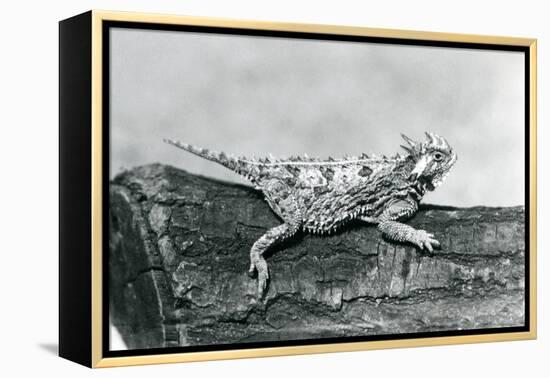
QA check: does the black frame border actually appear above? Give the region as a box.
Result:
[59,11,93,367]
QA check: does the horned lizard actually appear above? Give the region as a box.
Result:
[165,132,457,298]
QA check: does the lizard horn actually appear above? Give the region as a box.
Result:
[401,133,417,148]
[425,131,437,144]
[425,132,448,149]
[439,135,450,149]
[400,145,415,156]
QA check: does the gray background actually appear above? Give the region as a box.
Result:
[110,28,525,207]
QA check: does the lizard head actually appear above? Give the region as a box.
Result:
[400,132,457,191]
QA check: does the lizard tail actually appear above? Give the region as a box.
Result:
[164,138,255,179]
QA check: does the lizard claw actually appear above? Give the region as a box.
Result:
[257,268,269,299]
[414,230,440,252]
[257,271,268,298]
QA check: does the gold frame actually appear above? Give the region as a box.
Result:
[90,9,537,368]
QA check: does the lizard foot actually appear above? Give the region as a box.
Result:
[412,230,440,252]
[249,257,269,298]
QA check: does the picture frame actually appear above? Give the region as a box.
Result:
[59,10,537,368]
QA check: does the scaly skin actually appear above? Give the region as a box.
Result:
[165,132,457,298]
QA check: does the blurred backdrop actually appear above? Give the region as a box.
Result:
[110,27,525,207]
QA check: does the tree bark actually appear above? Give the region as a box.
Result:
[109,164,525,350]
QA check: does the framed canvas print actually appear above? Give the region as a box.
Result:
[59,10,537,368]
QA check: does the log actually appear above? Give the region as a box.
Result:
[109,163,525,350]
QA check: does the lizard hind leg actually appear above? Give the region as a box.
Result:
[248,223,298,298]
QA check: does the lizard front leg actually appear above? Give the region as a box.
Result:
[363,198,440,252]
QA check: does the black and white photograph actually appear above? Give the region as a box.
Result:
[106,22,530,354]
[5,0,548,375]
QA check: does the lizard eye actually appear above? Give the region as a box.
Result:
[433,152,445,162]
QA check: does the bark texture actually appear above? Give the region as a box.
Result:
[109,164,525,350]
